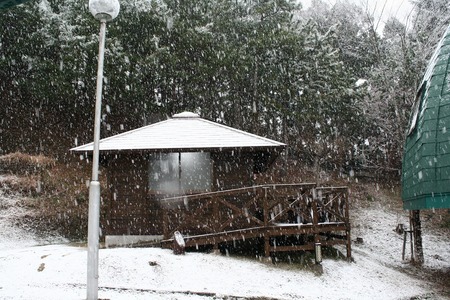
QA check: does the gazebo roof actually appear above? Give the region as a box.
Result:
[71,112,286,152]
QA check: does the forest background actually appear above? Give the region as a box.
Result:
[1,0,449,178]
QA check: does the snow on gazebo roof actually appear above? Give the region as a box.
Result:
[70,112,286,152]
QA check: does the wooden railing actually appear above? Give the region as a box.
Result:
[161,183,351,258]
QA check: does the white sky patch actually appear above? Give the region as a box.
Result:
[300,0,415,33]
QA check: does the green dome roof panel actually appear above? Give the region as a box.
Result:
[402,24,450,210]
[0,0,31,10]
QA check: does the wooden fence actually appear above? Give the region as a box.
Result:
[160,183,351,259]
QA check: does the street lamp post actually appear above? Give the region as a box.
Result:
[87,1,119,299]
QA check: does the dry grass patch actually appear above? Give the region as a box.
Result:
[0,152,55,175]
[0,152,94,240]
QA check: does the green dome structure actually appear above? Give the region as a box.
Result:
[0,0,31,10]
[402,24,450,211]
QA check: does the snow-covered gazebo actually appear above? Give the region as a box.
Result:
[71,112,285,244]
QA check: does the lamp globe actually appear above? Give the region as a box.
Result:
[89,0,120,21]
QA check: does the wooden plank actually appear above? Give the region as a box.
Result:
[161,183,316,203]
[270,240,348,253]
[183,229,266,247]
[266,224,347,236]
[270,245,315,252]
[163,224,347,246]
[321,240,348,246]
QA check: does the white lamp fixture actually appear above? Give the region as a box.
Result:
[87,1,119,299]
[89,0,120,21]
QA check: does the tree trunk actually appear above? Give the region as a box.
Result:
[411,210,424,264]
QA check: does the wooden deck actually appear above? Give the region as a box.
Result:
[160,183,351,259]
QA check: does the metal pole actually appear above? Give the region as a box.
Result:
[315,242,322,264]
[87,19,107,300]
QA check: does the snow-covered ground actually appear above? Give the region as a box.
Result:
[0,184,449,300]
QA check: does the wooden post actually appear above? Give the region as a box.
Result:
[312,188,321,264]
[162,209,169,240]
[213,198,220,252]
[263,187,270,258]
[411,210,424,264]
[213,198,219,231]
[344,189,352,260]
